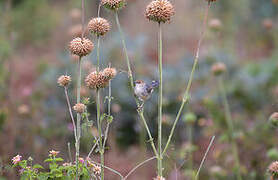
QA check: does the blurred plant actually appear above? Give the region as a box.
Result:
[212,62,242,180]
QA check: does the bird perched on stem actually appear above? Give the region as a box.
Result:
[134,80,159,109]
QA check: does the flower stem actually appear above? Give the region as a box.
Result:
[157,23,163,176]
[218,77,242,180]
[162,1,211,156]
[115,10,159,160]
[76,57,82,180]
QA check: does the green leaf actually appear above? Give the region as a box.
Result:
[44,158,53,163]
[54,158,64,162]
[33,164,44,169]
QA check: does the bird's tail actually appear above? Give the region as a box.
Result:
[151,80,159,88]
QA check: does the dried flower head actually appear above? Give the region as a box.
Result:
[73,103,86,113]
[209,18,222,31]
[101,0,126,11]
[153,176,166,180]
[268,161,278,177]
[102,67,117,80]
[69,37,94,57]
[88,17,111,36]
[211,62,227,76]
[269,112,278,127]
[145,0,175,23]
[58,75,71,87]
[49,150,60,157]
[12,155,22,165]
[85,71,109,89]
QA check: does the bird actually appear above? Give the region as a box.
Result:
[134,80,159,105]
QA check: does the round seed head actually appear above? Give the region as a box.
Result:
[102,67,117,80]
[88,17,111,36]
[69,37,94,57]
[57,75,71,87]
[268,161,278,177]
[211,62,227,76]
[85,71,109,89]
[145,0,175,23]
[209,18,222,31]
[269,112,278,127]
[73,103,86,114]
[101,0,126,11]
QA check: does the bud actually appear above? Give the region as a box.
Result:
[209,18,222,31]
[269,112,278,127]
[57,75,71,87]
[211,62,227,76]
[268,161,278,177]
[182,112,197,124]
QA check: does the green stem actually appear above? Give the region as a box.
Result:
[187,124,193,178]
[115,10,159,162]
[97,36,100,71]
[157,23,163,176]
[162,1,211,156]
[103,80,112,148]
[218,77,242,180]
[114,11,136,103]
[76,58,82,180]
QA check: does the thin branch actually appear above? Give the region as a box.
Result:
[162,1,211,156]
[64,87,77,140]
[195,135,215,180]
[124,156,157,180]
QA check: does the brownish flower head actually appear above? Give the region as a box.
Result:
[101,0,126,11]
[269,112,278,127]
[69,37,94,57]
[85,71,109,89]
[209,18,222,31]
[58,75,71,87]
[102,67,117,80]
[145,0,175,23]
[211,62,227,76]
[153,176,166,180]
[73,103,86,113]
[88,17,111,36]
[268,161,278,177]
[93,164,101,176]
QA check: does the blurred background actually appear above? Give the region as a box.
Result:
[1,0,278,179]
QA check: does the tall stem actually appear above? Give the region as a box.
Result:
[157,23,163,176]
[218,77,242,180]
[162,2,211,156]
[97,36,100,71]
[76,58,82,180]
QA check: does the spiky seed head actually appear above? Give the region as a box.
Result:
[101,0,126,11]
[145,0,175,23]
[57,75,71,87]
[153,176,165,180]
[73,103,86,113]
[85,71,109,89]
[69,37,94,57]
[269,112,278,127]
[88,17,110,36]
[268,161,278,177]
[209,18,222,31]
[211,62,227,76]
[102,67,117,80]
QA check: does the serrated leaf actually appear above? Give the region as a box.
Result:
[33,164,44,169]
